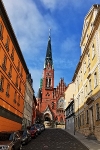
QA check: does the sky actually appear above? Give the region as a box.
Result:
[2,0,100,96]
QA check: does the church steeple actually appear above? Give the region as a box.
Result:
[44,29,53,69]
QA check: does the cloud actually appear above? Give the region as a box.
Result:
[61,36,79,53]
[40,0,85,11]
[2,0,58,55]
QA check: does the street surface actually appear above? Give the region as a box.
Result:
[22,128,89,150]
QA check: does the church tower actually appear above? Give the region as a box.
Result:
[37,30,67,124]
[40,30,55,114]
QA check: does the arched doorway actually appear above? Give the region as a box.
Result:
[44,113,51,121]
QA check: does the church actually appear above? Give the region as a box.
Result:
[36,31,67,125]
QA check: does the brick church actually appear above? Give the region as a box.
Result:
[36,31,67,124]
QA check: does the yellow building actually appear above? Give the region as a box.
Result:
[72,4,100,141]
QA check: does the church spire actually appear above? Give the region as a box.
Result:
[44,29,53,69]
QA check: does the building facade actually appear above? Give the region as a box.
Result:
[22,73,34,129]
[72,4,100,141]
[64,82,75,132]
[0,0,29,131]
[37,33,67,125]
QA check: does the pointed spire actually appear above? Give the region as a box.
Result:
[44,29,53,69]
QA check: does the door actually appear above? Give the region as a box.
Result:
[89,107,94,133]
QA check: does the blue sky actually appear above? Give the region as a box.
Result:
[2,0,100,96]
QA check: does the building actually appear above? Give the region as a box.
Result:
[72,4,100,141]
[0,0,29,131]
[64,82,75,132]
[37,32,67,125]
[22,73,34,129]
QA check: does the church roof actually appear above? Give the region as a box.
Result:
[37,88,42,99]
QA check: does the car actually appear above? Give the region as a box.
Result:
[29,126,38,138]
[19,129,31,145]
[40,124,45,131]
[33,124,41,134]
[0,131,22,150]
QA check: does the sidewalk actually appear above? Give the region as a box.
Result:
[64,129,100,150]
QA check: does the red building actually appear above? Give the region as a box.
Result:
[37,33,67,124]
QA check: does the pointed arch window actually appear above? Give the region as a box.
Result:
[46,78,51,88]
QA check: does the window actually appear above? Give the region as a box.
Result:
[87,53,90,67]
[17,61,20,72]
[96,103,100,120]
[8,64,12,78]
[6,83,10,97]
[2,55,7,71]
[5,36,10,52]
[0,23,3,40]
[11,47,14,61]
[15,75,18,87]
[51,102,54,109]
[0,76,4,92]
[19,80,21,92]
[84,62,86,74]
[92,43,95,59]
[46,78,51,88]
[14,91,17,103]
[94,72,98,88]
[17,95,20,106]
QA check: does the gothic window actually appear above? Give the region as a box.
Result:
[0,23,3,40]
[0,76,4,92]
[2,55,7,71]
[5,36,10,52]
[96,103,100,120]
[51,102,54,109]
[94,72,98,88]
[46,78,51,88]
[6,83,10,97]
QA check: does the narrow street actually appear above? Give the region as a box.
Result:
[22,129,89,150]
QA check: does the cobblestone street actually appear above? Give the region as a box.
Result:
[22,129,89,150]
